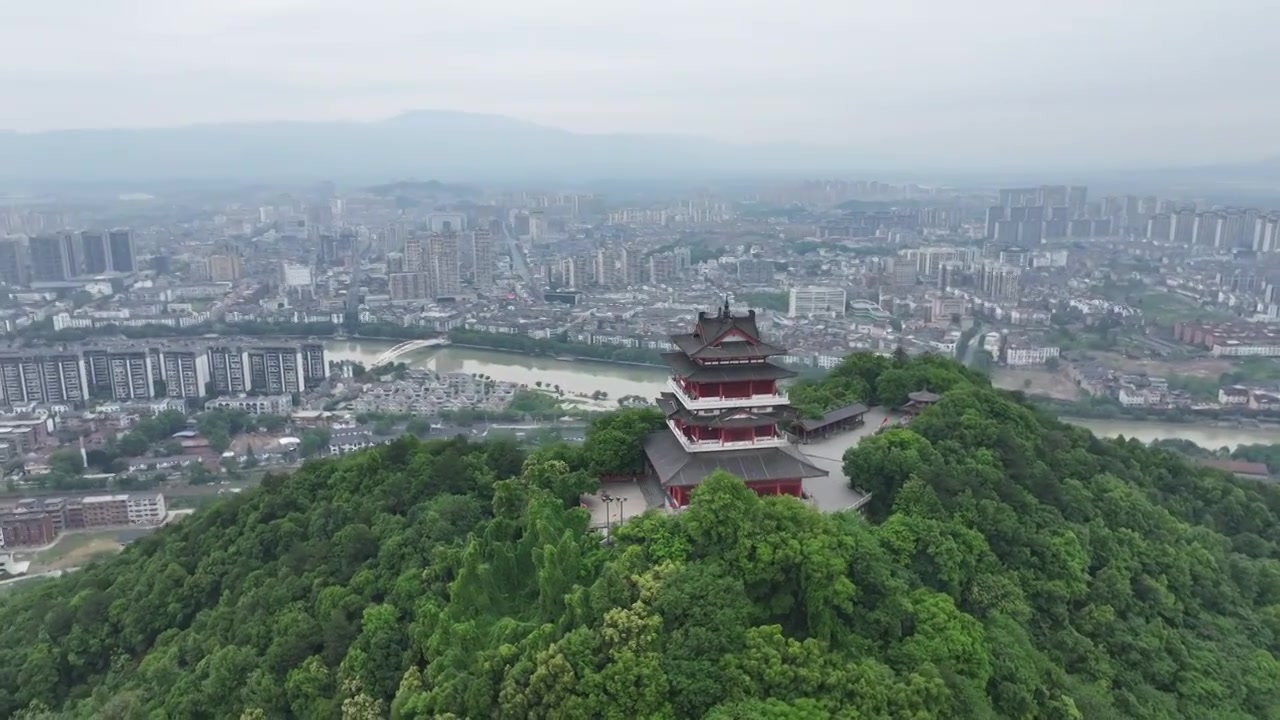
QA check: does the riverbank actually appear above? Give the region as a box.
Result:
[448,343,667,369]
[1032,397,1280,428]
[326,340,1280,450]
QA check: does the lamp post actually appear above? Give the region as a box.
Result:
[617,496,628,526]
[600,491,615,539]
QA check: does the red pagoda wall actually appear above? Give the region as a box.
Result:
[672,421,779,445]
[682,379,777,399]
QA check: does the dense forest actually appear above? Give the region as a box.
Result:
[4,354,1280,718]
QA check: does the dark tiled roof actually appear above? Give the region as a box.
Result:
[669,306,787,360]
[671,333,787,360]
[797,402,870,432]
[642,430,826,487]
[695,309,762,344]
[657,394,786,428]
[663,353,796,382]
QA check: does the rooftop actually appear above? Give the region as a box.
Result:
[663,353,796,382]
[643,430,825,487]
[797,402,870,432]
[669,301,786,360]
[657,394,786,427]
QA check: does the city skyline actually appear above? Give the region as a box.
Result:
[3,1,1279,171]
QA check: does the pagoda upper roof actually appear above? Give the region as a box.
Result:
[657,393,788,427]
[663,353,796,382]
[642,430,826,487]
[671,301,786,360]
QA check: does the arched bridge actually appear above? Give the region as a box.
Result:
[373,337,450,366]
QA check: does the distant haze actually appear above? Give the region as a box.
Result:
[1,1,1278,175]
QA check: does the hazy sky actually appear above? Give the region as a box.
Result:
[2,0,1277,167]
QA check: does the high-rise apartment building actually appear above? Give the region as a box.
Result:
[594,248,618,287]
[0,238,29,287]
[430,233,462,298]
[529,211,546,241]
[737,258,774,285]
[674,247,692,272]
[428,213,466,234]
[82,350,110,399]
[984,207,1003,238]
[1147,214,1172,241]
[1256,216,1280,253]
[404,236,428,272]
[648,252,676,285]
[470,229,495,289]
[999,188,1038,207]
[248,347,302,395]
[1037,185,1068,208]
[1067,186,1089,216]
[105,351,153,400]
[29,234,73,282]
[979,263,1022,300]
[1170,209,1197,244]
[0,353,85,405]
[904,246,974,277]
[1193,212,1221,247]
[281,262,313,288]
[207,346,251,395]
[620,247,644,286]
[389,272,432,301]
[302,343,326,390]
[788,287,847,317]
[108,229,136,273]
[1216,211,1252,249]
[80,231,110,274]
[207,254,242,282]
[158,350,206,399]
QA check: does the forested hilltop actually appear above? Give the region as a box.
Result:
[5,355,1280,718]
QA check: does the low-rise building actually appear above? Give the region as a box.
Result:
[205,394,293,416]
[1220,386,1251,405]
[1004,343,1061,367]
[0,512,55,548]
[0,491,168,547]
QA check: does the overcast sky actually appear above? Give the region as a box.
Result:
[2,0,1277,168]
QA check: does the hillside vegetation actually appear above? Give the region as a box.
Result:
[3,355,1280,718]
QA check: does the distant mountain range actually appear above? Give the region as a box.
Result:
[2,111,1279,193]
[0,110,881,184]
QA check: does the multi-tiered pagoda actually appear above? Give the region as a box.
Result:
[643,301,824,507]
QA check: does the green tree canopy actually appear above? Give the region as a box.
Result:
[3,355,1280,719]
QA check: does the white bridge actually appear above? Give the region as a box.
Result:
[372,337,450,366]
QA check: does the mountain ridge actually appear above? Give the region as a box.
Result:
[3,110,1280,189]
[0,110,868,184]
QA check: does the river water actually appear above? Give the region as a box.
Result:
[326,339,1280,450]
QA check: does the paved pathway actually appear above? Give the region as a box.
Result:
[801,406,901,512]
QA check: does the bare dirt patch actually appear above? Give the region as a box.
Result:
[992,368,1080,401]
[1081,351,1231,379]
[19,532,125,572]
[48,538,123,570]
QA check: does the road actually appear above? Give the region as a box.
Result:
[960,324,987,367]
[501,222,537,302]
[0,567,75,588]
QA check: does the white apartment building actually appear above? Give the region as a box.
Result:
[281,263,313,288]
[1003,345,1061,366]
[1118,387,1157,407]
[205,394,293,416]
[1219,386,1250,405]
[126,493,167,525]
[1211,341,1280,357]
[788,287,847,318]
